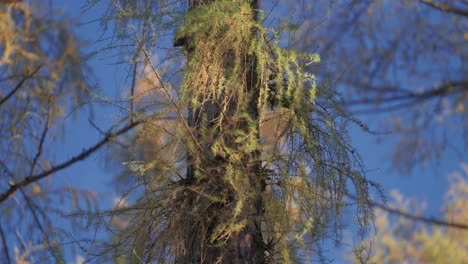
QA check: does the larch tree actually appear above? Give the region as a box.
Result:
[0,0,460,262]
[2,0,409,263]
[85,0,376,263]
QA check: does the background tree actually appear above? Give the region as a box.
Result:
[0,2,90,262]
[280,0,467,172]
[353,163,468,263]
[0,1,139,262]
[274,1,467,254]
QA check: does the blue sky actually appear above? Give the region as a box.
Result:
[45,0,463,263]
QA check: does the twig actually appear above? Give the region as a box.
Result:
[19,188,62,262]
[30,99,51,176]
[0,224,11,264]
[130,59,138,123]
[0,65,43,107]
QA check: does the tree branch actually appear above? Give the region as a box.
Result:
[0,121,142,204]
[19,187,62,262]
[0,224,11,264]
[0,65,43,107]
[345,80,468,113]
[371,199,468,229]
[30,100,51,176]
[420,0,468,17]
[130,59,138,124]
[348,193,468,230]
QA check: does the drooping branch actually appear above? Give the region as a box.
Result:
[420,0,468,17]
[0,121,142,204]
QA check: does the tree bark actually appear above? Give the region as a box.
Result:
[175,0,265,263]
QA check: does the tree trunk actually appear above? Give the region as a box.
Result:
[175,0,265,263]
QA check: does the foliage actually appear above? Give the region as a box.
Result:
[280,0,467,172]
[90,0,375,262]
[4,0,464,263]
[0,2,96,263]
[354,164,468,264]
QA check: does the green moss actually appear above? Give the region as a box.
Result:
[123,0,372,261]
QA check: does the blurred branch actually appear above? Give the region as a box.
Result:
[136,36,204,152]
[370,198,468,229]
[347,193,468,230]
[19,187,62,262]
[130,59,138,124]
[0,65,43,107]
[420,0,468,17]
[0,159,14,179]
[0,224,11,264]
[0,121,142,204]
[0,0,23,4]
[30,100,51,176]
[129,20,146,124]
[346,80,468,112]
